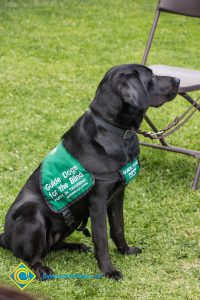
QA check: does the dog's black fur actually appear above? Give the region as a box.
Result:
[0,64,179,280]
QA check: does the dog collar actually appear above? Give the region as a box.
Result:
[89,110,137,140]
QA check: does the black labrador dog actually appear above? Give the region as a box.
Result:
[0,64,179,280]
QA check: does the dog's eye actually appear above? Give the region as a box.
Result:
[148,75,155,89]
[150,75,156,85]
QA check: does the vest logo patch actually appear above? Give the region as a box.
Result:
[41,142,95,212]
[120,159,139,184]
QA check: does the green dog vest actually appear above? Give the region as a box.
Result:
[40,141,139,214]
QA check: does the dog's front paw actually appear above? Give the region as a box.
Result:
[104,269,123,280]
[119,246,142,256]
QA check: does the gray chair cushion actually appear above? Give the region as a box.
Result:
[148,65,200,93]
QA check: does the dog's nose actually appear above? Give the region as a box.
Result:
[174,77,180,85]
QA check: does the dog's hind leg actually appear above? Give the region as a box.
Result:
[0,232,52,280]
[6,209,53,280]
[15,229,54,281]
[108,190,142,255]
[20,230,54,280]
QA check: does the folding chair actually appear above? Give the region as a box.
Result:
[141,0,200,190]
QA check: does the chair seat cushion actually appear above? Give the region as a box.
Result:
[148,65,200,93]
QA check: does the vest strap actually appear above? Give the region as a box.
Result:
[62,207,76,227]
[62,207,91,237]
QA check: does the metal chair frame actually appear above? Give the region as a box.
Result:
[140,0,200,190]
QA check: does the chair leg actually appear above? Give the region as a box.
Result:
[180,93,200,112]
[192,160,200,190]
[180,92,200,190]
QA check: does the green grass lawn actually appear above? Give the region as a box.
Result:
[0,0,200,299]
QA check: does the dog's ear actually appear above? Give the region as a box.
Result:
[120,74,150,110]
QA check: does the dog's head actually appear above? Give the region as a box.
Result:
[119,64,180,109]
[90,64,180,128]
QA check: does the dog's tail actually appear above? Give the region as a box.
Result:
[0,233,5,248]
